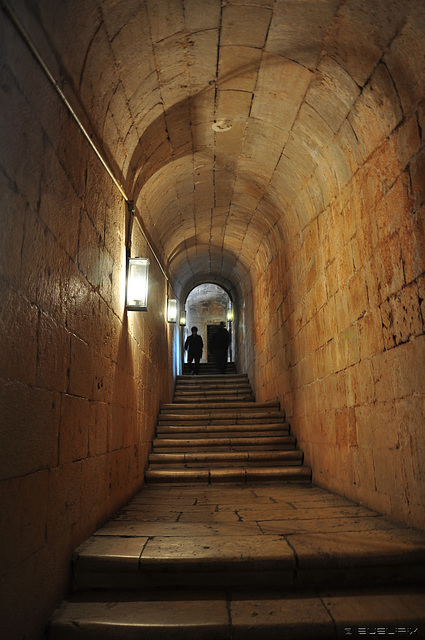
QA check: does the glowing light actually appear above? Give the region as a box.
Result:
[126,258,149,311]
[167,298,178,323]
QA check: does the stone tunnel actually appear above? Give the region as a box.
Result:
[0,0,424,637]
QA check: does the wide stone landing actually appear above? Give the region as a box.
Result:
[48,483,425,638]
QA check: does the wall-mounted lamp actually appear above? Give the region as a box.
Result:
[167,298,178,323]
[179,309,187,326]
[126,257,149,311]
[227,307,234,322]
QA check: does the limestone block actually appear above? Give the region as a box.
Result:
[146,0,184,44]
[348,269,368,323]
[88,401,109,457]
[325,371,347,411]
[396,395,425,470]
[129,84,164,138]
[57,108,90,199]
[108,403,126,452]
[39,144,81,259]
[0,538,65,640]
[69,334,95,399]
[335,120,365,175]
[335,407,357,447]
[349,63,403,160]
[410,147,425,209]
[254,55,311,128]
[46,461,83,545]
[0,173,26,288]
[371,349,395,405]
[59,394,90,465]
[187,29,220,90]
[355,402,398,452]
[267,0,339,69]
[374,446,409,506]
[418,273,425,326]
[108,7,156,98]
[75,534,149,573]
[392,336,425,399]
[357,309,384,360]
[79,23,120,131]
[0,470,49,571]
[0,280,38,385]
[36,312,69,393]
[400,205,425,284]
[347,359,375,407]
[185,0,221,32]
[103,83,132,153]
[376,235,405,303]
[351,446,379,500]
[305,56,360,134]
[231,596,332,637]
[375,173,412,245]
[380,282,423,349]
[395,114,421,174]
[323,0,405,87]
[77,211,102,289]
[0,381,59,480]
[79,455,112,530]
[20,212,66,321]
[218,46,262,92]
[384,7,425,115]
[221,4,272,48]
[0,62,44,212]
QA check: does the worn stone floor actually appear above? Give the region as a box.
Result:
[49,482,425,638]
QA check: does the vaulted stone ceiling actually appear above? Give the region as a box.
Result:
[25,0,424,297]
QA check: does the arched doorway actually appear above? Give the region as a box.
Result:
[184,284,233,366]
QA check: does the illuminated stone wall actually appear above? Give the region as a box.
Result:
[249,50,425,529]
[0,12,177,638]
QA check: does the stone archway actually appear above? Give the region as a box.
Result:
[185,283,232,364]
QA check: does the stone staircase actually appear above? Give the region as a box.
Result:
[145,371,312,485]
[47,369,425,638]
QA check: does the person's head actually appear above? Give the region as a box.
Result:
[219,321,225,328]
[191,327,198,334]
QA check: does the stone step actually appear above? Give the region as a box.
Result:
[176,376,249,384]
[145,463,311,485]
[176,380,250,387]
[69,515,425,591]
[173,395,254,404]
[148,450,303,467]
[182,366,238,376]
[48,586,425,640]
[156,425,290,438]
[157,423,290,435]
[179,372,243,380]
[160,401,280,413]
[174,391,253,399]
[145,467,311,485]
[152,435,297,451]
[175,388,251,396]
[158,415,285,427]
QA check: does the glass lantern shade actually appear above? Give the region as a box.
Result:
[167,298,177,323]
[179,311,187,326]
[126,258,149,311]
[227,307,234,322]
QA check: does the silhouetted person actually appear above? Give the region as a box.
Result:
[211,321,230,374]
[184,326,203,375]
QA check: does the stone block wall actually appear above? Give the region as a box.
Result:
[247,24,425,530]
[0,13,176,638]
